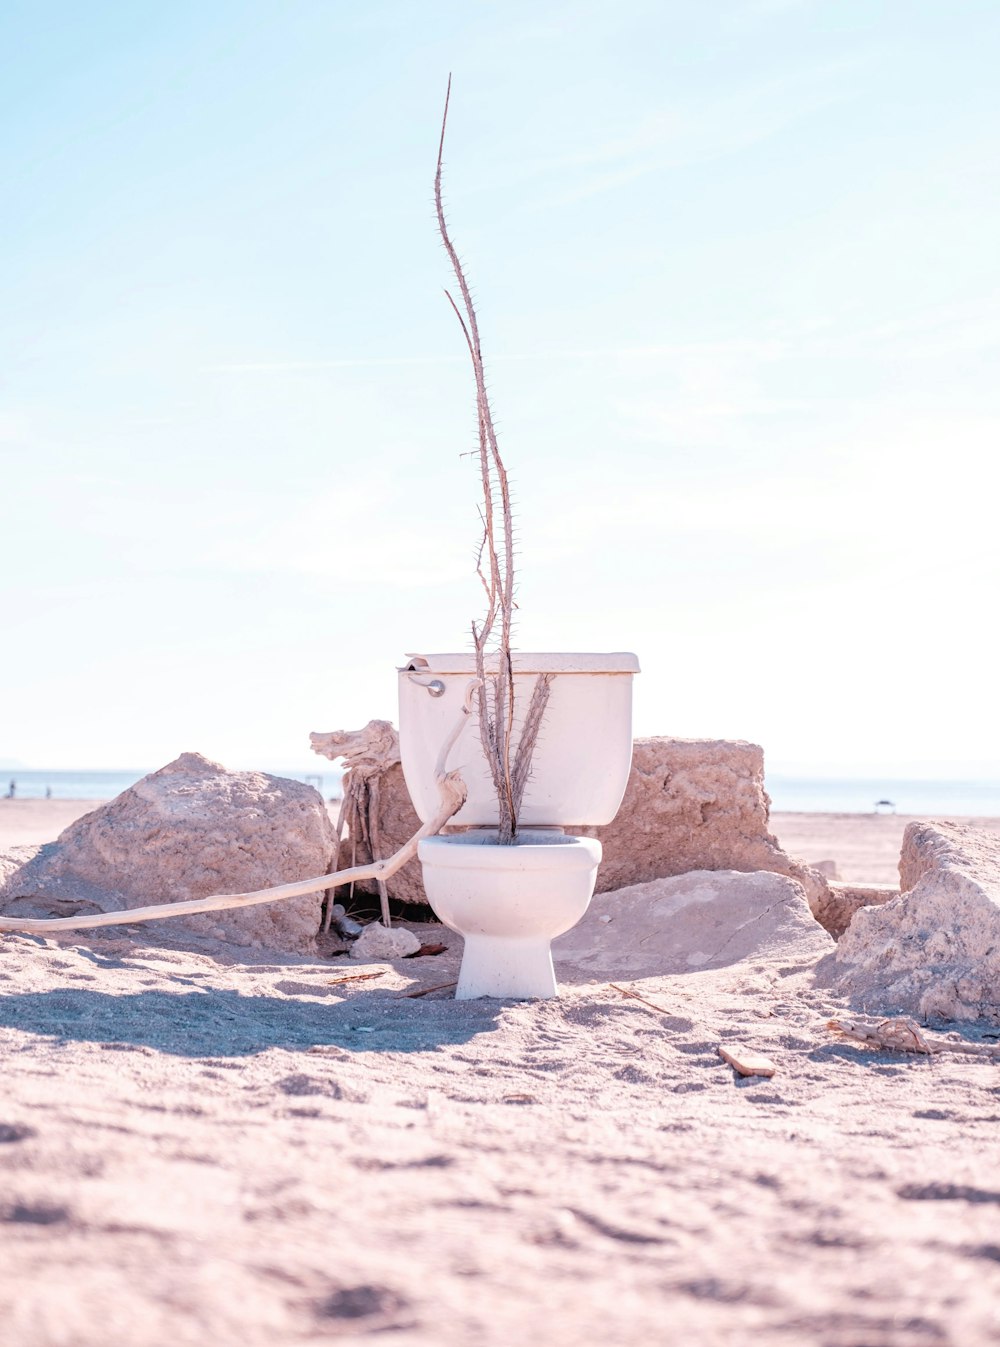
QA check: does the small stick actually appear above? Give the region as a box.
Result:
[327,971,386,986]
[401,981,458,999]
[610,983,676,1015]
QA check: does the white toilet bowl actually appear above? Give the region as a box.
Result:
[399,652,638,999]
[418,830,602,999]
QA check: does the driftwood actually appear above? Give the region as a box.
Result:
[309,721,400,772]
[827,1016,1000,1058]
[0,710,471,938]
[310,720,402,931]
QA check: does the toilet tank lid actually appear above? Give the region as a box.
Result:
[401,652,640,675]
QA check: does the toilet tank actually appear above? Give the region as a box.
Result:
[398,652,639,828]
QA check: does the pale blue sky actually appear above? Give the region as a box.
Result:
[2,0,998,775]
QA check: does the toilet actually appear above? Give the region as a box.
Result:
[398,652,639,998]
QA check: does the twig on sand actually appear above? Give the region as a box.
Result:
[827,1015,1000,1058]
[401,981,458,999]
[327,971,386,986]
[610,983,676,1015]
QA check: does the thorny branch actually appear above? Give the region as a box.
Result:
[435,74,548,842]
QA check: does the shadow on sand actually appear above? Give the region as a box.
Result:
[0,985,502,1058]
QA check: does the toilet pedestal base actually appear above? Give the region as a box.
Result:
[456,934,558,1000]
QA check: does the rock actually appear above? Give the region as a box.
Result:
[812,881,898,940]
[833,821,1000,1023]
[349,922,420,961]
[340,737,827,918]
[897,820,995,892]
[0,845,38,891]
[580,739,824,907]
[811,859,841,880]
[0,753,335,952]
[553,870,832,981]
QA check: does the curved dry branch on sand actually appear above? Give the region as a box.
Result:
[0,709,474,938]
[0,776,466,937]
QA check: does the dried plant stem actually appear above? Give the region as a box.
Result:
[435,75,545,844]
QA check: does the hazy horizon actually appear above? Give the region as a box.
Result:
[3,757,1000,784]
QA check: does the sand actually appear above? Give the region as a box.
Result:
[2,802,1000,1344]
[0,798,107,849]
[772,811,1000,886]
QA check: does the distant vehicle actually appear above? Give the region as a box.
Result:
[874,798,896,814]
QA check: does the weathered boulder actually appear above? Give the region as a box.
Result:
[554,869,833,982]
[833,821,1000,1023]
[0,753,335,952]
[336,737,827,915]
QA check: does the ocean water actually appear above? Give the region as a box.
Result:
[766,775,1000,817]
[2,767,997,815]
[1,768,344,802]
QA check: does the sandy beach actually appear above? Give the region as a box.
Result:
[772,811,1000,885]
[2,799,1000,1345]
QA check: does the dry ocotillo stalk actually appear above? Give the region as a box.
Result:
[434,77,549,843]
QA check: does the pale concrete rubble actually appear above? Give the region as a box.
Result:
[554,869,833,981]
[812,881,898,940]
[349,922,421,961]
[833,821,1000,1023]
[0,753,335,952]
[335,736,828,919]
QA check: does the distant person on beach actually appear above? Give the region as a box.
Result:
[5,780,14,799]
[45,786,52,799]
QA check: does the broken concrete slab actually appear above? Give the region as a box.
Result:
[833,821,1000,1024]
[553,869,833,984]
